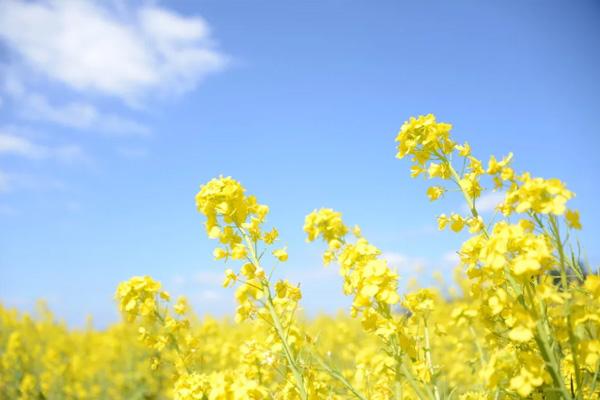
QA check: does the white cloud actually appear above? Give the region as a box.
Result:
[0,131,88,163]
[0,132,43,158]
[0,170,66,193]
[380,250,466,294]
[442,251,460,266]
[0,0,227,104]
[13,91,149,136]
[472,191,505,213]
[382,251,427,272]
[0,1,227,193]
[382,250,464,277]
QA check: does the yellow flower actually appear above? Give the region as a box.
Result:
[403,288,437,316]
[263,227,279,244]
[504,174,573,216]
[213,247,228,260]
[222,269,237,288]
[16,114,596,400]
[578,340,600,371]
[508,326,533,343]
[273,248,288,262]
[459,173,482,199]
[230,244,247,260]
[437,214,449,230]
[395,114,454,161]
[455,142,471,157]
[508,353,548,398]
[565,209,582,229]
[450,213,465,232]
[427,162,451,179]
[410,164,425,178]
[174,296,189,315]
[487,153,513,175]
[426,186,445,201]
[115,276,162,322]
[304,208,349,245]
[467,216,484,233]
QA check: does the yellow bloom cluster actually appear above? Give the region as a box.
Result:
[304,209,400,324]
[196,176,274,261]
[391,114,594,398]
[460,220,554,278]
[115,275,165,321]
[2,114,598,400]
[195,176,312,399]
[0,302,170,399]
[501,173,574,216]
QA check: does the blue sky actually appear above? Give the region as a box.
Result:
[1,0,599,327]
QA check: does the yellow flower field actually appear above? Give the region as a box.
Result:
[2,115,598,399]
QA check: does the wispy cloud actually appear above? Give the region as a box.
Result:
[0,0,228,195]
[5,86,150,136]
[442,251,460,266]
[0,132,43,158]
[0,169,66,193]
[0,0,227,104]
[383,250,463,275]
[470,191,505,214]
[382,250,464,293]
[168,272,230,314]
[382,251,427,272]
[0,131,88,163]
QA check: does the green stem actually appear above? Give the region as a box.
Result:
[444,156,489,239]
[524,284,571,399]
[388,334,434,400]
[589,359,600,395]
[153,310,190,374]
[423,318,441,400]
[469,325,486,368]
[313,353,367,400]
[549,215,582,398]
[264,294,308,400]
[239,227,308,400]
[399,361,434,400]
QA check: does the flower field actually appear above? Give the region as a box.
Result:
[1,115,598,399]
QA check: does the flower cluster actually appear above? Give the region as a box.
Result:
[196,176,277,261]
[195,176,310,399]
[304,209,400,323]
[392,114,594,398]
[2,114,597,400]
[115,275,165,322]
[501,173,574,216]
